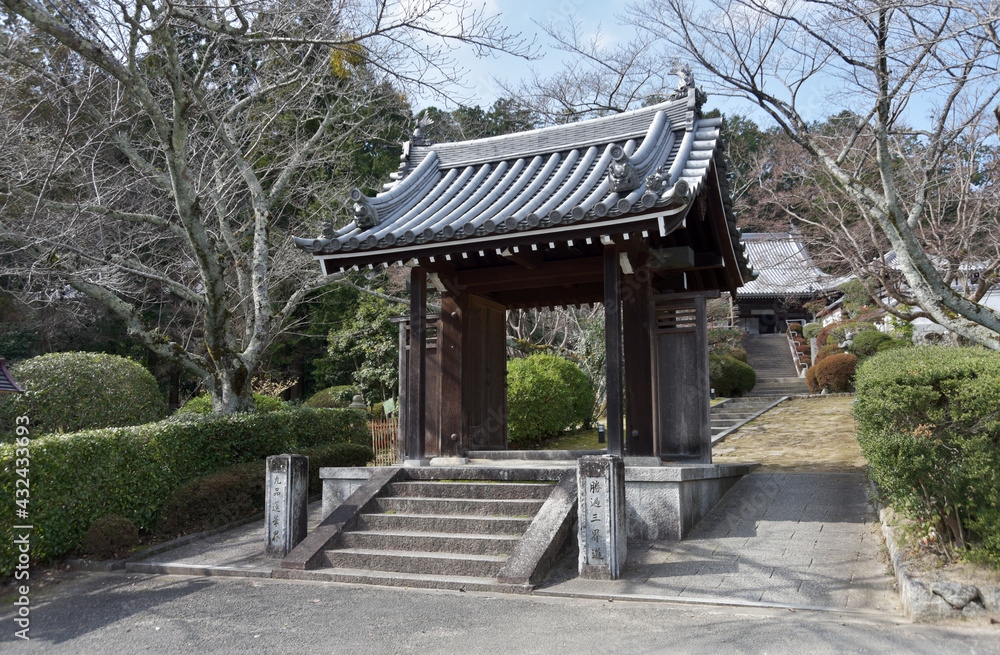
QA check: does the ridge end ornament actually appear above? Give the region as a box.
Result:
[608,145,640,193]
[350,188,380,229]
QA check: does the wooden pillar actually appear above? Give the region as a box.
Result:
[397,320,408,462]
[622,259,655,457]
[406,267,426,461]
[439,292,463,457]
[604,245,623,457]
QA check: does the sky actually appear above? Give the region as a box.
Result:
[410,0,635,108]
[409,0,953,133]
[409,0,773,123]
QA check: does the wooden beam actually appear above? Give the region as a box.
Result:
[500,248,543,271]
[649,246,695,271]
[604,245,623,457]
[455,256,604,292]
[486,283,604,309]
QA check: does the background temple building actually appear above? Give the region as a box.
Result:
[735,232,847,334]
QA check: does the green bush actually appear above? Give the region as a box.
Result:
[0,407,367,575]
[157,462,265,537]
[302,385,358,409]
[854,347,1000,565]
[849,329,891,358]
[507,354,593,447]
[709,353,757,397]
[177,393,285,415]
[156,442,373,538]
[712,346,748,363]
[802,323,823,340]
[805,365,819,394]
[81,514,140,559]
[814,344,843,363]
[829,321,877,348]
[811,353,858,392]
[0,352,167,436]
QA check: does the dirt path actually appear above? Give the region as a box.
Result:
[712,395,867,473]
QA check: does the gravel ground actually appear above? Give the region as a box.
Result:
[713,396,866,473]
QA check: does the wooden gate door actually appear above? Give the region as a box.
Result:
[464,295,507,450]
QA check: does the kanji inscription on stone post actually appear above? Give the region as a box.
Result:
[265,454,309,557]
[577,455,626,579]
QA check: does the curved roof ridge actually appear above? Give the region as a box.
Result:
[415,98,690,169]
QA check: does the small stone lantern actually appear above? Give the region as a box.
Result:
[349,394,367,409]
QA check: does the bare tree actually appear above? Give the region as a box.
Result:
[0,0,531,411]
[626,0,1000,348]
[500,18,675,123]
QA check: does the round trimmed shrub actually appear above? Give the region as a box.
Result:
[0,352,167,435]
[302,385,358,409]
[177,393,285,415]
[802,323,822,340]
[811,353,858,392]
[805,365,819,394]
[849,329,891,358]
[81,514,140,559]
[507,354,592,447]
[814,344,842,363]
[815,322,839,347]
[788,322,803,334]
[709,353,756,397]
[829,321,877,347]
[712,346,748,363]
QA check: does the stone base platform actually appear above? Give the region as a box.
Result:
[321,457,752,541]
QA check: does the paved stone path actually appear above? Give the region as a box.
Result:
[543,471,900,613]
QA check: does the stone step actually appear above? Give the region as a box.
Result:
[290,567,512,593]
[324,548,508,577]
[355,512,532,536]
[384,481,554,500]
[367,496,544,517]
[338,530,520,556]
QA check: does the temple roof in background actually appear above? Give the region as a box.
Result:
[737,233,846,299]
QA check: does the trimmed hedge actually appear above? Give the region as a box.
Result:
[848,328,891,358]
[709,353,757,397]
[0,408,367,575]
[802,323,823,340]
[157,442,373,538]
[302,385,358,409]
[177,393,286,415]
[507,354,594,447]
[854,347,1000,564]
[0,352,167,436]
[808,353,858,392]
[712,346,748,363]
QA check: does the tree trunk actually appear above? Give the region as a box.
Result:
[209,361,255,413]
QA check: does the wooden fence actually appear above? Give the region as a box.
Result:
[368,418,399,466]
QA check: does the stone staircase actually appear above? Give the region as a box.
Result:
[710,396,785,442]
[743,334,810,397]
[281,469,576,592]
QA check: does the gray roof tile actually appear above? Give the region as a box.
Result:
[737,233,845,298]
[295,89,731,261]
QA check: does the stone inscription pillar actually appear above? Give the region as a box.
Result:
[266,454,309,557]
[577,455,627,579]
